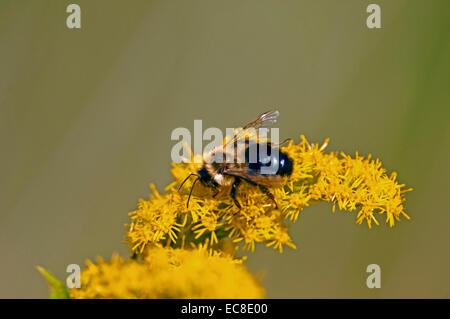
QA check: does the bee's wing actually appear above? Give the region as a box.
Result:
[222,166,255,181]
[224,110,280,147]
[222,166,284,187]
[242,110,280,130]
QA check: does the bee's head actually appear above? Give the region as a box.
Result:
[197,166,213,185]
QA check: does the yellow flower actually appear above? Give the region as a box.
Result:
[70,247,264,299]
[40,134,412,299]
[284,137,412,228]
[127,185,187,253]
[126,135,411,255]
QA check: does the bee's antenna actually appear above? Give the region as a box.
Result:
[177,173,200,191]
[187,177,200,208]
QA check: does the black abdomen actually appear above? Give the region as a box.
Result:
[245,142,293,176]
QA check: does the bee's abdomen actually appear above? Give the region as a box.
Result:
[245,142,293,177]
[277,152,293,176]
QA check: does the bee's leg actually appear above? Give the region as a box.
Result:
[211,186,220,198]
[258,185,278,209]
[230,178,242,210]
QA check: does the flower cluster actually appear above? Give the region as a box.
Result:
[282,136,412,228]
[70,246,264,299]
[39,135,411,299]
[127,135,412,255]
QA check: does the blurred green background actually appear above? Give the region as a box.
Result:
[0,0,449,298]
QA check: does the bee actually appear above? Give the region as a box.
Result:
[178,110,293,209]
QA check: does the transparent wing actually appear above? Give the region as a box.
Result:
[225,110,280,147]
[243,110,280,130]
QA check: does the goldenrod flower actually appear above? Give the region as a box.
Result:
[39,135,412,299]
[127,185,187,253]
[70,246,264,299]
[126,135,412,254]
